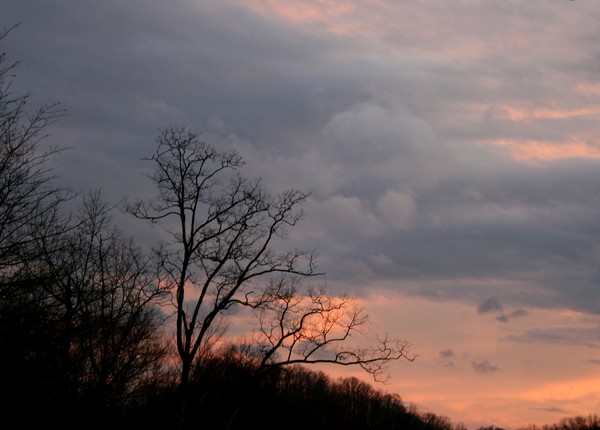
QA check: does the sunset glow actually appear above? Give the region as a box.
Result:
[485,139,600,161]
[4,0,600,428]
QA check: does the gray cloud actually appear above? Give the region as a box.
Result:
[438,348,455,367]
[3,0,600,317]
[496,308,528,323]
[439,349,455,359]
[472,360,500,374]
[529,407,569,414]
[478,298,503,314]
[508,326,600,348]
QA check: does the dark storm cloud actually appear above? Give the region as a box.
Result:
[4,0,343,139]
[2,0,346,197]
[316,149,600,313]
[3,0,600,319]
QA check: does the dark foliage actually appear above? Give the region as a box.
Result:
[141,347,456,430]
[517,415,600,430]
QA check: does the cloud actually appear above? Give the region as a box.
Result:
[4,0,600,320]
[439,349,455,359]
[508,326,600,348]
[472,360,500,374]
[478,298,503,314]
[5,1,600,427]
[305,195,384,238]
[377,190,417,230]
[529,406,569,414]
[496,308,528,323]
[438,348,456,367]
[368,253,393,267]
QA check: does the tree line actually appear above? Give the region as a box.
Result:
[0,24,415,430]
[1,24,598,430]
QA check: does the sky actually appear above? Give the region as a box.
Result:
[3,1,600,428]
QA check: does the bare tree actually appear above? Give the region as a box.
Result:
[126,126,319,421]
[246,275,413,381]
[13,192,166,425]
[1,26,168,425]
[127,126,414,427]
[33,191,170,425]
[0,24,71,291]
[222,275,413,429]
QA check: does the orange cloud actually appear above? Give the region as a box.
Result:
[471,103,600,122]
[235,1,531,57]
[505,106,599,121]
[486,138,600,162]
[237,0,356,24]
[457,101,600,161]
[519,375,600,404]
[236,0,382,39]
[576,82,600,96]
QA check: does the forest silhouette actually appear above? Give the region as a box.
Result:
[1,24,599,430]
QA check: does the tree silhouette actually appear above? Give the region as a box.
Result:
[33,191,169,426]
[0,24,71,293]
[127,126,414,428]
